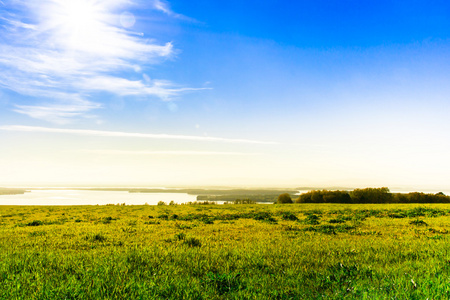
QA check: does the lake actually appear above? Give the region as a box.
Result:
[1,188,448,206]
[0,189,198,205]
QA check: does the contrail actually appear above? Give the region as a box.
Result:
[0,125,277,145]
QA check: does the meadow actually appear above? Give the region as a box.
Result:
[1,202,450,299]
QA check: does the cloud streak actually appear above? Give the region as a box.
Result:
[13,100,102,125]
[0,0,204,123]
[81,150,261,156]
[152,0,198,22]
[0,125,276,144]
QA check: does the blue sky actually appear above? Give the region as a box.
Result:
[1,0,450,188]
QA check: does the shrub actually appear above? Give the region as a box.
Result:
[410,219,428,226]
[175,223,192,229]
[303,225,336,234]
[303,214,320,225]
[203,272,243,295]
[27,220,43,226]
[28,231,46,237]
[277,193,293,204]
[281,212,298,221]
[328,218,345,224]
[85,233,107,242]
[201,218,214,224]
[144,220,160,225]
[174,232,186,240]
[184,237,201,247]
[102,216,115,224]
[252,212,277,223]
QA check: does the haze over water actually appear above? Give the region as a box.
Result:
[2,187,450,206]
[0,190,198,206]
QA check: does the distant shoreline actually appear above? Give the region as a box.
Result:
[0,188,28,195]
[2,187,450,204]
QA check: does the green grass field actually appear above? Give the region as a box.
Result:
[1,203,450,299]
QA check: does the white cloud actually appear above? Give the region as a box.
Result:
[0,125,276,144]
[13,100,102,125]
[0,16,37,30]
[74,76,210,99]
[0,0,203,123]
[152,0,198,22]
[153,0,171,15]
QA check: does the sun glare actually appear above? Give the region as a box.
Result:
[63,1,98,30]
[45,0,112,53]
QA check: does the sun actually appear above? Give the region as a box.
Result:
[43,0,111,53]
[61,1,99,31]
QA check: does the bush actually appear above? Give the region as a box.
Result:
[27,220,44,226]
[203,272,243,295]
[102,216,115,224]
[277,193,293,204]
[184,237,201,247]
[174,232,186,240]
[281,212,298,221]
[157,214,169,220]
[303,214,320,225]
[85,233,107,242]
[410,219,428,226]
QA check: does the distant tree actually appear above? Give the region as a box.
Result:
[297,190,351,203]
[296,192,311,203]
[311,190,324,203]
[350,187,392,203]
[297,188,450,204]
[323,190,352,203]
[277,193,293,204]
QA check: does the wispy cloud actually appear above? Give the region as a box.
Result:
[0,0,204,123]
[0,16,37,30]
[0,125,277,144]
[74,76,209,99]
[152,0,198,22]
[81,150,261,156]
[13,100,102,125]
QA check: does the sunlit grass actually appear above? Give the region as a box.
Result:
[1,203,450,298]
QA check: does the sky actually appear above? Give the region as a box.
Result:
[1,0,450,189]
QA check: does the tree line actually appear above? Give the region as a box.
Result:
[277,188,450,204]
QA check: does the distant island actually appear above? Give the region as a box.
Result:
[0,188,28,195]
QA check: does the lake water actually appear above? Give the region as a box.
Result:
[1,188,448,206]
[0,189,198,206]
